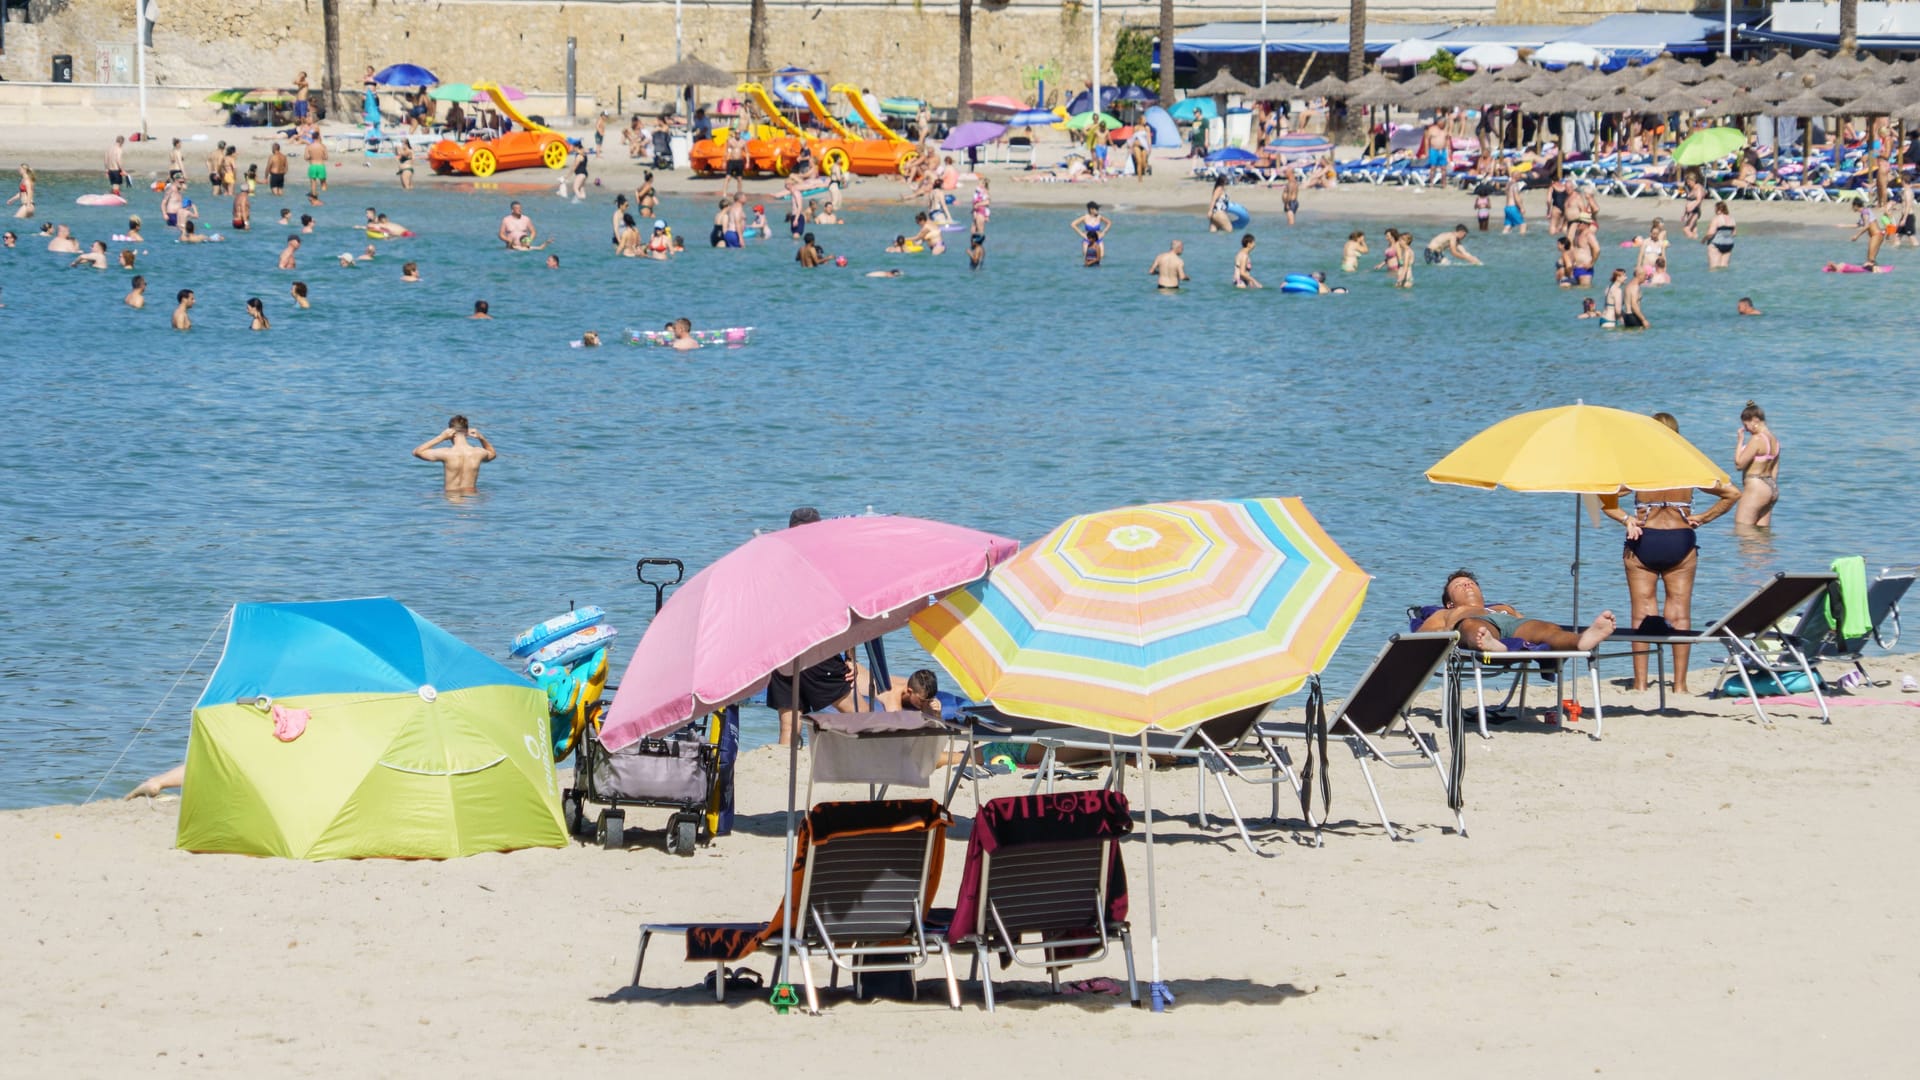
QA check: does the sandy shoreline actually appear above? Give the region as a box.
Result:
[5,655,1918,1075]
[1,118,1871,231]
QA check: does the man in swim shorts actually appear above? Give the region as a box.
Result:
[1424,225,1483,266]
[498,201,535,248]
[267,143,288,196]
[292,71,311,121]
[1416,570,1616,653]
[1503,177,1527,235]
[304,135,328,201]
[1423,119,1449,184]
[1568,221,1598,287]
[412,415,496,494]
[105,136,126,196]
[1148,239,1189,290]
[723,127,747,198]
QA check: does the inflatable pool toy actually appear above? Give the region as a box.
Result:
[525,622,620,671]
[1225,201,1250,229]
[1824,262,1893,274]
[1281,273,1322,294]
[365,228,415,239]
[112,234,139,242]
[513,606,605,658]
[624,326,755,347]
[76,194,127,207]
[902,241,925,254]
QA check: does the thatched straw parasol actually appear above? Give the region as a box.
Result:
[1299,74,1350,100]
[1495,61,1536,82]
[636,54,737,88]
[1841,87,1909,116]
[1191,70,1255,96]
[1249,78,1297,103]
[1667,60,1713,85]
[1710,89,1767,116]
[1382,72,1446,106]
[1815,76,1870,102]
[1772,88,1842,118]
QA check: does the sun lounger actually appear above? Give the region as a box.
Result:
[632,798,958,1013]
[1785,566,1913,684]
[1604,571,1839,724]
[1255,632,1465,841]
[935,790,1138,1011]
[1406,605,1608,738]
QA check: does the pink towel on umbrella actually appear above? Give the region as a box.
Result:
[271,705,311,741]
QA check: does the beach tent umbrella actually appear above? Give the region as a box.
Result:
[1641,87,1705,114]
[1843,87,1909,117]
[1533,41,1606,69]
[1672,125,1747,165]
[967,95,1028,113]
[911,497,1369,1008]
[636,54,735,88]
[1380,39,1445,68]
[1064,110,1122,130]
[1687,77,1740,105]
[1205,146,1259,164]
[1711,89,1768,118]
[1666,60,1712,85]
[598,514,1018,1002]
[1458,44,1521,71]
[227,88,292,105]
[175,598,564,860]
[1168,97,1220,121]
[1067,86,1124,114]
[941,120,1007,150]
[371,63,438,87]
[1190,70,1255,98]
[1751,78,1805,105]
[1426,403,1730,622]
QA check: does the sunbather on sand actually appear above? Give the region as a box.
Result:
[1417,569,1616,653]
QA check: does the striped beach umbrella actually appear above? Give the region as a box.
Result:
[910,497,1369,735]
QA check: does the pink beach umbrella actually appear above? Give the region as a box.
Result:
[968,95,1028,113]
[598,514,1020,750]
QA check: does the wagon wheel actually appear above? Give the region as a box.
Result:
[468,147,497,178]
[821,147,850,174]
[542,140,569,169]
[896,149,919,176]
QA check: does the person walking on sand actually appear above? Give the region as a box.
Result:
[413,415,497,494]
[1233,233,1263,289]
[1733,401,1781,527]
[1148,239,1189,290]
[171,289,194,331]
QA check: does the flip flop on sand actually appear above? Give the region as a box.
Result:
[701,967,764,994]
[1060,977,1121,995]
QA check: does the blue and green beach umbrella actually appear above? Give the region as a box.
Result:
[177,598,565,860]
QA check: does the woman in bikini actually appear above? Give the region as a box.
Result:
[1341,230,1368,273]
[1703,202,1736,270]
[1680,172,1706,239]
[1734,400,1781,526]
[8,165,34,219]
[396,139,415,191]
[1601,412,1740,693]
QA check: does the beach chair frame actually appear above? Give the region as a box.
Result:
[957,839,1138,1012]
[1405,604,1608,739]
[1786,568,1913,682]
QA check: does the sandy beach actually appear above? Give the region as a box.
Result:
[6,657,1918,1076]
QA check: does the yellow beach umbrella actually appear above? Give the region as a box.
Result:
[1426,402,1730,620]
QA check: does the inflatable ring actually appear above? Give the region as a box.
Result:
[822,147,850,174]
[468,147,497,177]
[897,149,920,176]
[542,140,569,169]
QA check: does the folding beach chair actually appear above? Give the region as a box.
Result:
[632,799,958,1014]
[1255,632,1466,841]
[1785,566,1913,684]
[937,790,1138,1011]
[1406,605,1607,738]
[1604,571,1839,724]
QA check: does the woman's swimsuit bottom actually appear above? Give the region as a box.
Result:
[1625,527,1697,573]
[1710,228,1736,251]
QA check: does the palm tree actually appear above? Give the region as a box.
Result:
[748,0,769,74]
[1343,0,1366,141]
[1839,0,1858,55]
[958,0,975,122]
[323,0,342,118]
[1159,0,1176,106]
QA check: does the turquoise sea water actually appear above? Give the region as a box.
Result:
[2,168,1915,809]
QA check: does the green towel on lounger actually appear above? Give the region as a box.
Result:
[1828,556,1871,642]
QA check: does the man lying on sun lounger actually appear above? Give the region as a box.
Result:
[1417,569,1617,653]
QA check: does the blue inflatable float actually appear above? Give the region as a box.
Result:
[1225,201,1250,229]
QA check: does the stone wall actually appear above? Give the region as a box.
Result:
[1,0,1509,109]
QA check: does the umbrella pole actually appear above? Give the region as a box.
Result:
[775,665,801,1006]
[1571,493,1582,626]
[1138,731,1168,1011]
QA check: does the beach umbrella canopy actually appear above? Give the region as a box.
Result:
[967,95,1028,113]
[1458,44,1521,71]
[205,88,248,106]
[1641,87,1705,113]
[1272,133,1334,159]
[236,88,293,105]
[1672,126,1748,166]
[1533,41,1605,68]
[1843,87,1910,116]
[1066,86,1124,114]
[1815,76,1869,103]
[474,82,526,101]
[1380,39,1445,68]
[1667,60,1713,85]
[1711,89,1768,117]
[636,54,735,88]
[1206,146,1259,164]
[1005,108,1060,127]
[1251,78,1302,103]
[941,120,1007,149]
[1169,97,1220,121]
[429,83,478,102]
[1116,84,1157,104]
[880,96,927,117]
[1064,110,1122,131]
[176,598,564,861]
[371,63,438,87]
[911,498,1368,736]
[1190,70,1253,97]
[1773,89,1841,118]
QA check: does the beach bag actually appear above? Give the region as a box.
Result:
[1717,669,1824,700]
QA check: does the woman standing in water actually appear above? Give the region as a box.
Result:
[1600,412,1741,693]
[1734,401,1781,526]
[1703,201,1736,269]
[8,165,34,219]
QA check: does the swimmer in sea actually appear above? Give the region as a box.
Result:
[580,331,601,348]
[1233,234,1263,289]
[119,250,136,270]
[247,297,270,331]
[278,235,300,269]
[358,244,376,262]
[470,300,493,320]
[68,241,109,270]
[400,262,419,282]
[1,231,13,248]
[1148,239,1189,290]
[498,201,536,249]
[866,269,903,278]
[886,235,911,253]
[668,318,700,351]
[1736,296,1762,316]
[1577,296,1600,319]
[546,254,559,269]
[1341,230,1368,273]
[1071,202,1111,266]
[412,415,496,494]
[911,212,944,255]
[171,289,194,331]
[797,232,827,268]
[125,275,146,309]
[291,281,309,308]
[969,231,984,271]
[1423,225,1483,266]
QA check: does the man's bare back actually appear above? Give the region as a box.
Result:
[413,417,496,493]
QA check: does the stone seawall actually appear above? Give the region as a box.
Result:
[1,0,1500,109]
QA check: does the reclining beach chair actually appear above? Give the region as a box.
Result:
[1406,604,1607,739]
[632,799,958,1013]
[1604,571,1839,724]
[1254,632,1465,841]
[936,790,1138,1011]
[1784,565,1913,685]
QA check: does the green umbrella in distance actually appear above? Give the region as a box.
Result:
[1672,126,1747,166]
[205,87,248,106]
[429,83,480,102]
[1064,111,1122,130]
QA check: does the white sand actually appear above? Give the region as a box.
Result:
[5,658,1919,1075]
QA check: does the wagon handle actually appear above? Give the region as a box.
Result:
[636,557,684,615]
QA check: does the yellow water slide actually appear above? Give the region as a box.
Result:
[793,83,857,140]
[475,82,555,134]
[829,84,908,144]
[737,83,806,138]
